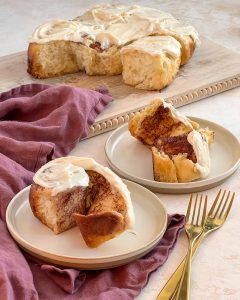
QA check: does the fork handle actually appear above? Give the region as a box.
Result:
[156,232,206,300]
[175,240,194,300]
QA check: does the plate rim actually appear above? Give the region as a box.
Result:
[105,117,240,192]
[6,179,168,266]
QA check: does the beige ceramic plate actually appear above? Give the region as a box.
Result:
[6,180,167,270]
[105,117,240,194]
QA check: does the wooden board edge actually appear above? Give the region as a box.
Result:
[86,73,240,139]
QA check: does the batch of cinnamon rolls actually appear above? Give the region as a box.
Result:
[28,5,213,248]
[28,3,200,90]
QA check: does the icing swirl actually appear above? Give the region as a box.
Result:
[34,159,89,195]
[29,4,200,48]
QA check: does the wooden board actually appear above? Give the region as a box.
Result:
[0,37,239,138]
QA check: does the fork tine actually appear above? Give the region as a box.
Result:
[191,194,198,224]
[213,190,226,218]
[196,194,203,225]
[208,189,221,216]
[201,195,208,226]
[219,191,230,218]
[223,192,235,220]
[186,194,193,222]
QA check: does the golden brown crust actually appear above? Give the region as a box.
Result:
[27,43,38,77]
[73,170,128,247]
[28,35,196,81]
[173,154,201,182]
[151,132,203,183]
[128,99,193,146]
[27,41,80,79]
[121,47,180,90]
[29,183,87,234]
[176,35,196,65]
[74,211,124,248]
[152,147,178,182]
[28,41,122,79]
[29,184,52,227]
[151,147,201,183]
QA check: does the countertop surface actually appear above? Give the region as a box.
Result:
[0,1,240,299]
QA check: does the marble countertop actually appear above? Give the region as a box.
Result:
[0,1,239,299]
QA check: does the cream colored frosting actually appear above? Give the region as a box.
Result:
[30,19,103,44]
[29,4,200,48]
[162,99,193,127]
[187,130,210,177]
[33,156,135,229]
[34,159,89,195]
[120,36,181,59]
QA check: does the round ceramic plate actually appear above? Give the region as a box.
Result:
[105,117,240,194]
[6,180,167,270]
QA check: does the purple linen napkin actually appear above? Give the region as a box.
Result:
[0,83,185,300]
[28,214,185,300]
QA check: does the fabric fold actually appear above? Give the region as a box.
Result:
[0,83,184,300]
[41,265,86,294]
[26,214,185,299]
[0,83,112,300]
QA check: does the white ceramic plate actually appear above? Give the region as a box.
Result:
[105,117,240,194]
[6,180,167,270]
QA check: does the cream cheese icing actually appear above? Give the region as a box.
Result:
[34,159,89,195]
[33,156,135,229]
[29,4,200,48]
[187,130,210,177]
[162,99,193,128]
[30,19,103,44]
[120,36,181,59]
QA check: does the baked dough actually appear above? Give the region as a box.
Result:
[73,170,129,248]
[29,183,87,234]
[128,99,214,183]
[28,41,122,78]
[28,41,79,79]
[120,36,181,90]
[29,157,135,247]
[152,131,210,183]
[27,4,200,86]
[71,43,122,76]
[128,99,193,145]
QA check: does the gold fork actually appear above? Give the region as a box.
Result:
[175,194,207,300]
[156,190,235,300]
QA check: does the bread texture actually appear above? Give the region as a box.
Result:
[152,133,203,183]
[128,99,193,145]
[28,4,200,87]
[71,43,122,76]
[28,42,122,79]
[29,184,87,234]
[74,170,128,248]
[29,157,134,247]
[121,36,181,90]
[28,41,79,79]
[152,147,178,182]
[128,99,213,183]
